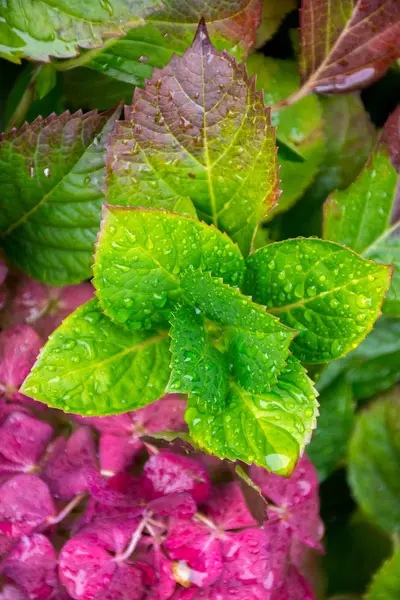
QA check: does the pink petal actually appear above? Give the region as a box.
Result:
[96,563,145,600]
[0,412,52,467]
[271,566,315,600]
[42,428,97,500]
[87,471,144,508]
[143,546,175,600]
[204,482,256,530]
[73,414,133,436]
[135,395,187,434]
[148,493,196,520]
[99,434,143,476]
[143,452,210,503]
[0,585,26,600]
[58,537,116,600]
[221,529,269,587]
[0,475,55,539]
[165,519,223,588]
[2,533,57,600]
[0,325,42,392]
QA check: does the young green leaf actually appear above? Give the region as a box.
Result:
[106,20,278,255]
[180,269,296,393]
[0,107,120,285]
[318,316,400,401]
[246,55,324,216]
[255,0,296,48]
[366,548,400,600]
[168,304,230,412]
[0,0,162,63]
[244,238,392,363]
[21,299,171,416]
[307,376,355,482]
[348,393,400,535]
[365,223,400,317]
[297,0,400,97]
[93,207,245,330]
[186,355,318,475]
[83,0,262,86]
[324,146,397,254]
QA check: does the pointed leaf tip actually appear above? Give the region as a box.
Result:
[192,17,213,50]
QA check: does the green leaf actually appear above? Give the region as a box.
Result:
[105,21,278,255]
[244,238,392,363]
[246,55,324,216]
[307,376,355,482]
[168,303,230,412]
[255,0,296,48]
[21,299,171,416]
[62,68,134,111]
[93,207,245,330]
[82,0,262,86]
[324,147,397,254]
[0,106,120,285]
[348,393,400,535]
[180,269,296,393]
[282,93,376,239]
[319,316,400,402]
[186,355,318,475]
[0,0,161,63]
[366,548,400,600]
[366,223,400,317]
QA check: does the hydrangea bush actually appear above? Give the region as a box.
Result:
[0,0,399,598]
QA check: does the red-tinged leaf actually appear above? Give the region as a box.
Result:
[99,434,143,476]
[204,482,257,530]
[106,21,278,255]
[142,452,210,503]
[3,277,93,338]
[249,456,324,552]
[0,325,42,393]
[165,519,223,588]
[0,412,52,468]
[382,104,400,171]
[0,475,55,539]
[58,538,117,600]
[148,492,197,520]
[298,0,400,95]
[42,428,97,500]
[2,534,58,600]
[0,108,120,286]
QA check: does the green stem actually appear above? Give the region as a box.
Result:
[53,38,118,71]
[5,65,43,132]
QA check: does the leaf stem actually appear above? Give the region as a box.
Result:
[47,492,86,525]
[5,65,43,132]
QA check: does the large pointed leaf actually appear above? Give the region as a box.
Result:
[0,107,120,285]
[244,238,392,363]
[186,355,318,475]
[0,0,162,63]
[298,0,400,96]
[21,299,171,416]
[83,0,262,86]
[348,393,400,535]
[105,21,278,255]
[179,269,296,393]
[93,207,245,330]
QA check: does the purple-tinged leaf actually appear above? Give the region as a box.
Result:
[143,452,210,503]
[2,534,58,600]
[297,0,400,96]
[106,21,278,255]
[3,277,93,338]
[0,325,42,393]
[42,428,97,500]
[165,519,223,588]
[99,434,143,476]
[0,475,55,539]
[58,538,117,600]
[0,412,52,468]
[204,482,256,530]
[148,493,197,520]
[0,108,120,285]
[249,456,324,552]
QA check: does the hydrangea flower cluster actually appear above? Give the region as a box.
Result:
[0,258,323,600]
